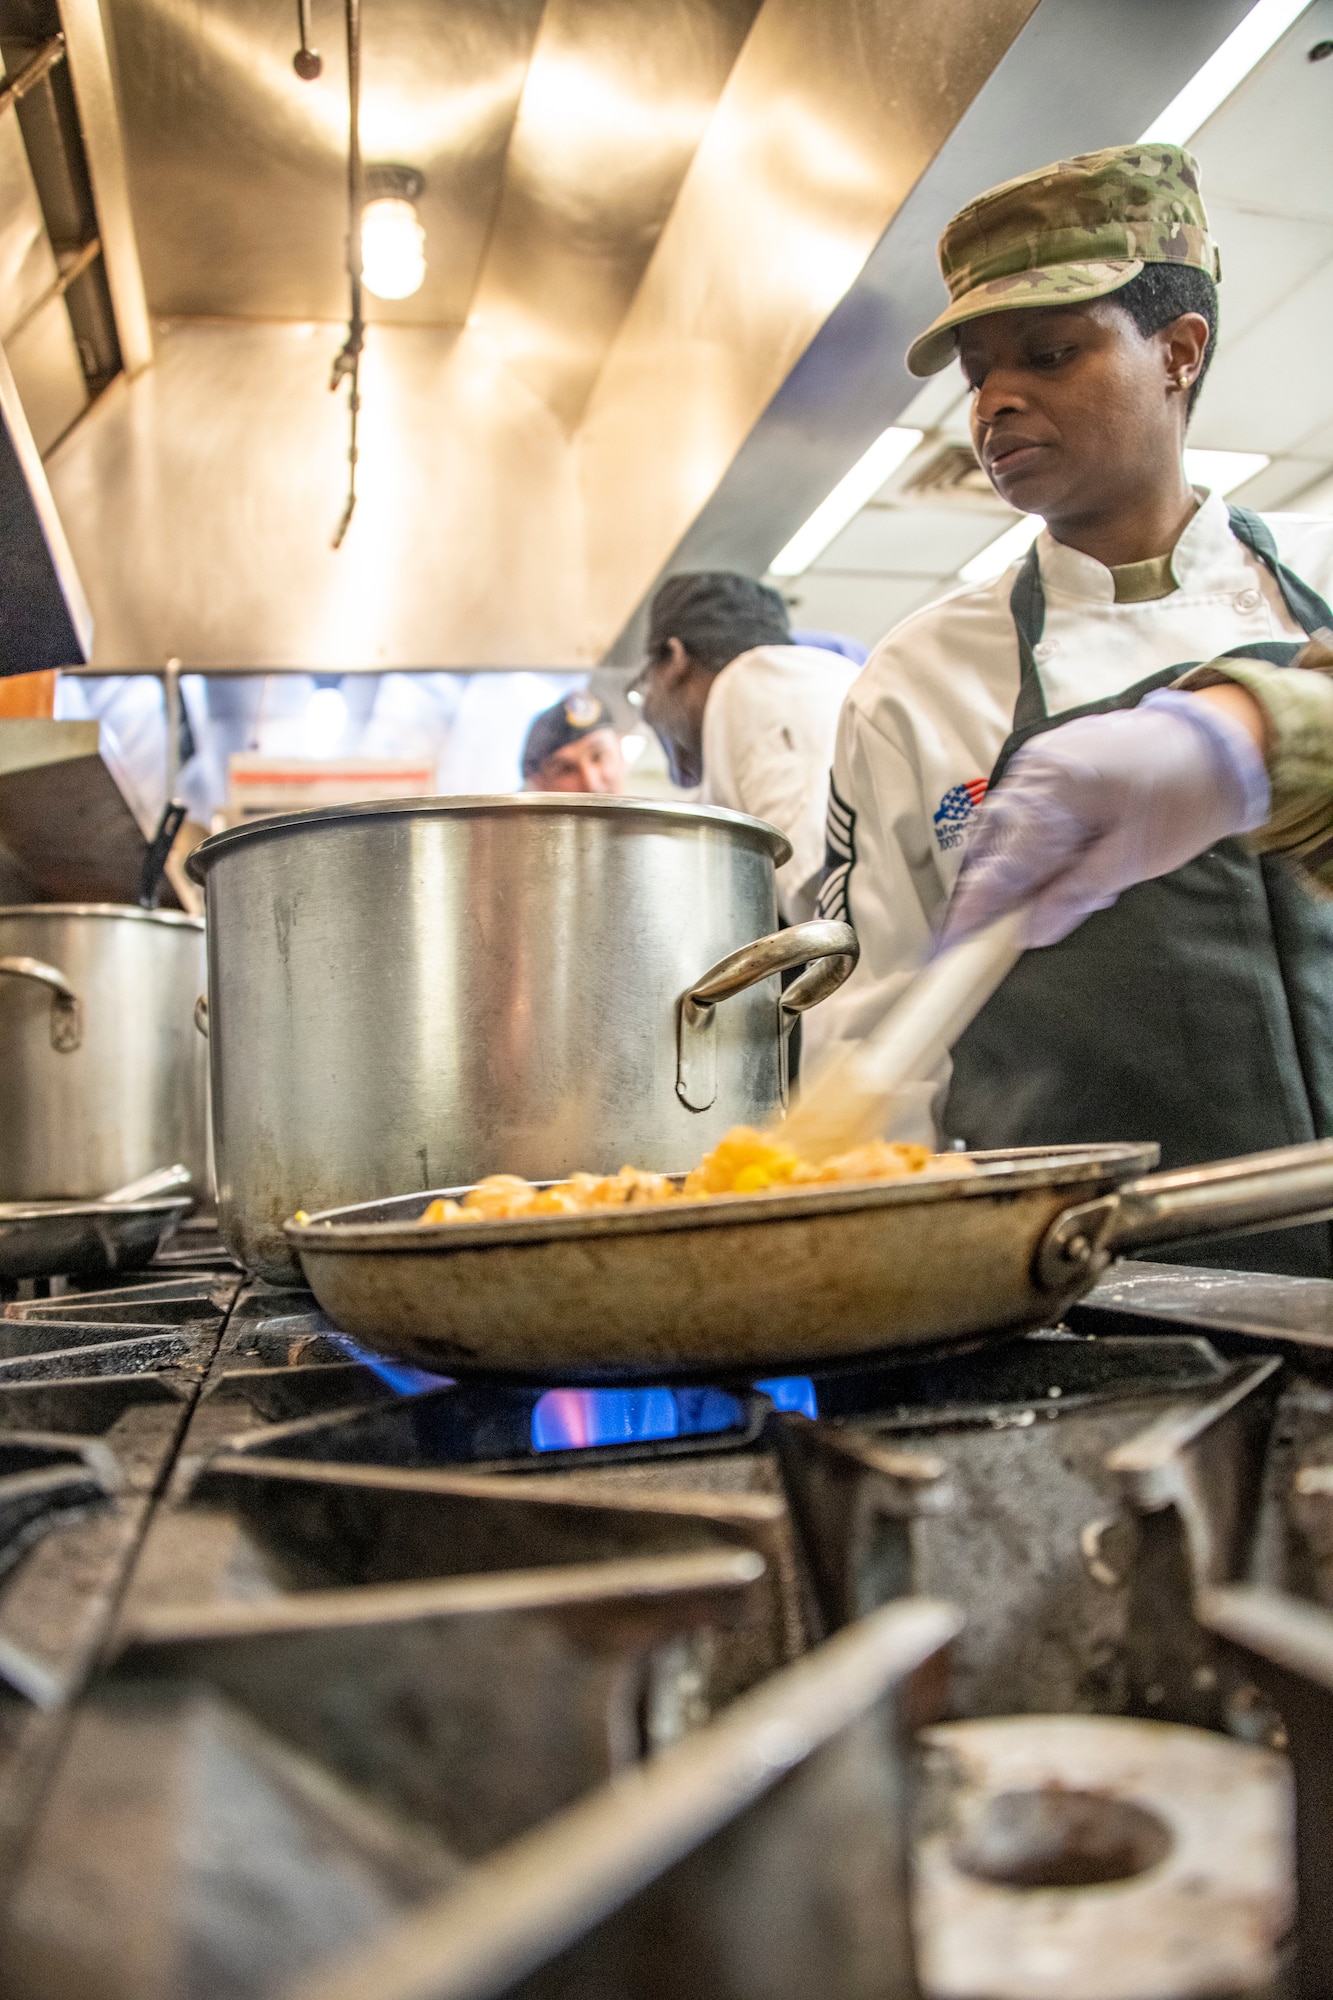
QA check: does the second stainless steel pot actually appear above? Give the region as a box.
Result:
[189,796,857,1281]
[0,905,208,1200]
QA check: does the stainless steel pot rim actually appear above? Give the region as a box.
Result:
[286,1143,1160,1255]
[186,792,793,881]
[0,1196,194,1222]
[0,904,204,930]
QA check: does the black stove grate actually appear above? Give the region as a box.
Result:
[0,1257,1331,1997]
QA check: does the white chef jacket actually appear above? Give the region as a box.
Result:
[807,488,1333,1068]
[700,643,860,922]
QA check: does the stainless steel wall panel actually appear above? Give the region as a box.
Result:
[577,0,1042,656]
[4,23,125,390]
[59,0,151,372]
[466,0,764,430]
[4,291,87,450]
[44,318,587,667]
[0,103,59,335]
[49,0,1235,671]
[101,0,545,328]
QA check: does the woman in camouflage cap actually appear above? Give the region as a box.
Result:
[809,143,1333,1276]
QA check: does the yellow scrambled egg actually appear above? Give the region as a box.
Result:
[418,1126,956,1225]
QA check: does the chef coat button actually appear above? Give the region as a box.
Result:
[1033,640,1058,660]
[1234,588,1262,612]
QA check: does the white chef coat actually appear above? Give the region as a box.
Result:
[807,488,1333,1067]
[699,643,860,922]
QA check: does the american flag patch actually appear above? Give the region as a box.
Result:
[933,778,988,851]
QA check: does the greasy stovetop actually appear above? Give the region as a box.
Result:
[0,1240,1330,2000]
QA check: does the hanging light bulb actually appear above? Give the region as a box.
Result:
[361,165,426,301]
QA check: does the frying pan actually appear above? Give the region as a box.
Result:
[0,1194,192,1285]
[0,1166,194,1286]
[284,1139,1333,1381]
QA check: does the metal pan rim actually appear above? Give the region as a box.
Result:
[285,1144,1159,1255]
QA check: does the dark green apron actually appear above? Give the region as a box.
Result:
[946,506,1333,1277]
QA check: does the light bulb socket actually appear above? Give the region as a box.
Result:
[363,163,425,206]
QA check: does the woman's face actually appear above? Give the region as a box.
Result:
[959,299,1208,534]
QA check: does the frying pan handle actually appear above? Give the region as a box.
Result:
[677,922,858,1112]
[1037,1139,1333,1292]
[0,956,82,1052]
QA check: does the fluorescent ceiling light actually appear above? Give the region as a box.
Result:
[769,426,924,576]
[1183,447,1270,494]
[958,515,1042,584]
[1140,0,1311,143]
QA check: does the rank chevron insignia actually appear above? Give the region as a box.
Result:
[816,776,857,924]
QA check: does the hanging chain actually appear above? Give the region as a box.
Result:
[292,0,321,78]
[329,0,363,549]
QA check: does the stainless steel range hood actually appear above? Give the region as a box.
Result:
[33,0,1250,671]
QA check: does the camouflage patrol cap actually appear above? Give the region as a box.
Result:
[906,143,1220,377]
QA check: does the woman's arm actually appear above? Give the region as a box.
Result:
[1179,635,1333,890]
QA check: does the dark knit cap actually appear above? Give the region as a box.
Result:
[646,572,790,673]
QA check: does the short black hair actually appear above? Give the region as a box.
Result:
[1108,263,1218,415]
[647,571,790,673]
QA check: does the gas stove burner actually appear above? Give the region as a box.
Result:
[915,1715,1291,2000]
[0,1260,1331,1997]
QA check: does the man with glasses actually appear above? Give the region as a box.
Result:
[635,571,858,922]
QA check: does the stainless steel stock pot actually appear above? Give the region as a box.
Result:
[188,796,858,1281]
[0,905,209,1199]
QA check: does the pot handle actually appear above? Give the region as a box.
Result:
[1037,1138,1333,1294]
[677,921,858,1112]
[0,955,82,1053]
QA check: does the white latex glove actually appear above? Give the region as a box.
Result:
[941,690,1271,949]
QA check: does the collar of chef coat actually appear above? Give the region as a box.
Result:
[1035,485,1240,604]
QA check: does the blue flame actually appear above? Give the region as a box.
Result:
[754,1375,818,1418]
[531,1384,745,1452]
[327,1334,453,1397]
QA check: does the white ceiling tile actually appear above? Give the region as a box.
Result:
[814,504,1007,576]
[1201,201,1333,346]
[776,572,942,650]
[1188,250,1333,453]
[1222,454,1330,508]
[1286,468,1333,512]
[1191,0,1333,222]
[896,361,970,434]
[1294,413,1333,456]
